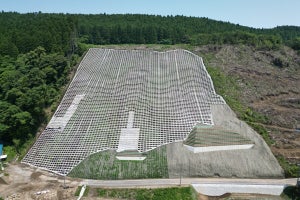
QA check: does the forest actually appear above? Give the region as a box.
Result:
[0,11,300,154]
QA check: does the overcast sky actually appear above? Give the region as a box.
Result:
[1,0,300,28]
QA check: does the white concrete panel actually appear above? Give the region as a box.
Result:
[184,144,254,153]
[48,94,85,130]
[116,156,146,161]
[117,128,140,152]
[127,111,135,128]
[192,183,286,196]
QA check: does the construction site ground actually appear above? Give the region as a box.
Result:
[0,163,79,200]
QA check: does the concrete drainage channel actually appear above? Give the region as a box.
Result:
[192,183,287,196]
[77,185,86,200]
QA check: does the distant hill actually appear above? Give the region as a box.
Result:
[1,12,300,57]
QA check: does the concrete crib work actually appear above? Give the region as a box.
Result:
[22,48,283,178]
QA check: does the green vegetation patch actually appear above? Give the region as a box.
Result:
[281,186,300,200]
[277,156,300,178]
[247,123,274,145]
[69,145,168,179]
[97,187,197,200]
[206,65,244,115]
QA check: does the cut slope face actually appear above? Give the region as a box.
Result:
[166,104,284,178]
[23,49,238,175]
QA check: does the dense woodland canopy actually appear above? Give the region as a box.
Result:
[0,11,300,149]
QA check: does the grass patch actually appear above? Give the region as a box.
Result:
[97,186,197,200]
[69,146,168,179]
[247,123,274,145]
[206,65,244,115]
[74,185,89,197]
[277,156,300,177]
[18,136,35,160]
[2,134,36,162]
[2,146,16,162]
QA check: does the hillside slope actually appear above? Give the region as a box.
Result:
[65,44,300,177]
[196,45,300,166]
[23,47,284,178]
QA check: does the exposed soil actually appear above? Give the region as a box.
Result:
[0,163,80,200]
[195,45,300,164]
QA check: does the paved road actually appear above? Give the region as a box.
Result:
[2,163,297,198]
[81,177,298,188]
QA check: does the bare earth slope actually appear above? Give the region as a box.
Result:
[196,45,300,164]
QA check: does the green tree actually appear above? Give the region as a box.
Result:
[0,39,19,58]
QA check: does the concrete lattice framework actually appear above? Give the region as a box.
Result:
[22,49,225,175]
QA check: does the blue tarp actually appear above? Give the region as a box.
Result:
[0,144,3,155]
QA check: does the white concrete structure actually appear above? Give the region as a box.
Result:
[126,111,135,128]
[48,94,85,130]
[77,184,86,200]
[116,111,146,160]
[117,111,140,153]
[192,183,286,196]
[115,156,146,161]
[117,128,140,152]
[184,144,254,153]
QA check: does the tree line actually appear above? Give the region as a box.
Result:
[1,12,300,58]
[76,14,299,50]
